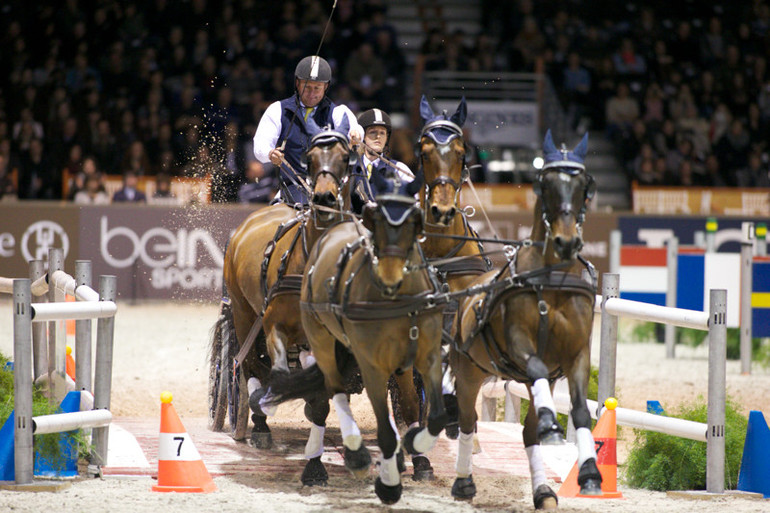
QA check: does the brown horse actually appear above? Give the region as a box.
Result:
[449,130,599,510]
[267,194,448,504]
[210,121,355,454]
[415,96,491,436]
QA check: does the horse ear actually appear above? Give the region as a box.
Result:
[543,129,557,155]
[306,116,322,137]
[450,96,467,127]
[585,174,597,200]
[573,132,588,161]
[419,95,435,123]
[362,203,376,232]
[337,113,350,138]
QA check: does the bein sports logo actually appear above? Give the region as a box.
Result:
[100,216,223,290]
[21,221,70,262]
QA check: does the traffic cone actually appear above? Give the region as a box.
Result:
[65,345,76,381]
[152,391,217,493]
[65,294,75,336]
[557,397,623,499]
[737,411,770,498]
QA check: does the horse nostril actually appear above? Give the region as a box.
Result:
[446,207,457,220]
[313,191,335,207]
[430,205,441,221]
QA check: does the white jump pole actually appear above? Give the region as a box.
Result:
[13,279,34,485]
[30,301,117,321]
[29,260,48,381]
[602,297,709,330]
[90,275,117,472]
[32,410,112,435]
[707,289,727,494]
[597,273,619,417]
[665,237,678,358]
[609,230,621,274]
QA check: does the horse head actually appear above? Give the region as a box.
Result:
[362,194,423,298]
[533,130,596,262]
[305,115,356,222]
[417,95,468,226]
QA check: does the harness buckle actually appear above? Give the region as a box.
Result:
[522,239,532,248]
[503,244,516,260]
[409,325,419,341]
[538,299,549,316]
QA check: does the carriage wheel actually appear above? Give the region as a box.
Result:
[208,320,230,431]
[228,364,250,441]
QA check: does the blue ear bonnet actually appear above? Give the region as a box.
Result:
[419,95,466,144]
[308,115,350,151]
[374,194,420,226]
[542,129,588,173]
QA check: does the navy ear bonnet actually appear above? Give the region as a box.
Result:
[419,95,466,144]
[373,194,420,226]
[308,114,351,151]
[542,129,588,174]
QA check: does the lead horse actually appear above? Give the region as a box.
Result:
[414,96,491,436]
[267,194,448,504]
[450,130,600,509]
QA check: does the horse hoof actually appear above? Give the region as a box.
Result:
[411,455,434,481]
[344,445,372,478]
[533,484,558,510]
[577,457,603,495]
[579,478,602,496]
[451,475,476,500]
[537,408,565,445]
[301,456,328,487]
[250,431,273,449]
[444,423,459,440]
[397,450,406,474]
[374,477,402,505]
[538,431,565,446]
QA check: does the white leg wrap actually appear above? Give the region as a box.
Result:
[531,378,556,417]
[576,427,597,467]
[333,393,361,450]
[526,445,548,492]
[247,377,262,397]
[455,431,474,478]
[442,367,455,395]
[258,389,278,416]
[299,350,316,369]
[380,453,400,486]
[412,428,438,454]
[305,423,325,459]
[389,416,402,441]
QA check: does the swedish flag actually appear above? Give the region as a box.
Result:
[752,259,770,337]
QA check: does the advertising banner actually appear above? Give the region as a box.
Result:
[434,100,538,146]
[0,202,80,278]
[78,204,254,301]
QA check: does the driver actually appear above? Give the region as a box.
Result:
[253,55,363,205]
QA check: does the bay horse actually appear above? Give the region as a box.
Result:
[449,130,599,509]
[415,96,491,437]
[210,118,356,452]
[267,194,448,504]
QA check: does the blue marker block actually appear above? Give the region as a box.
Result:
[0,412,16,481]
[738,410,770,498]
[646,400,665,415]
[34,391,82,478]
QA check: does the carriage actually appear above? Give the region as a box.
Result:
[208,96,602,509]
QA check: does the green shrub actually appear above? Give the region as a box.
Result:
[625,398,747,491]
[1,352,91,470]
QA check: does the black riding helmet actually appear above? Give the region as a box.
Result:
[358,108,392,144]
[294,55,332,83]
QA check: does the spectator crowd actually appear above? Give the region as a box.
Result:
[2,0,770,206]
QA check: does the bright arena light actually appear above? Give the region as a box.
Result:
[532,156,544,169]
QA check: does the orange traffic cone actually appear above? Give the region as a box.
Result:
[152,391,217,493]
[65,345,76,381]
[557,397,623,499]
[66,294,76,336]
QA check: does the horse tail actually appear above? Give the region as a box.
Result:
[266,341,361,405]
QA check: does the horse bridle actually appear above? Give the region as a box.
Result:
[532,166,596,256]
[306,129,356,221]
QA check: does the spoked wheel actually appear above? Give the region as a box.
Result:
[228,363,250,441]
[208,315,230,431]
[388,370,426,428]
